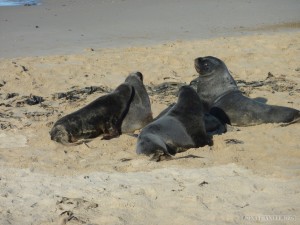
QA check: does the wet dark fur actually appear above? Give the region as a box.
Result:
[50,83,134,145]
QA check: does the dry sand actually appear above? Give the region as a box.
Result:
[1,31,300,225]
[1,1,300,224]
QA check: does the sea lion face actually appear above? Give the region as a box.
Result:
[194,56,238,106]
[194,56,224,76]
[50,124,72,144]
[136,133,166,156]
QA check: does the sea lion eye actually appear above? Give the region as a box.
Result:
[203,63,209,70]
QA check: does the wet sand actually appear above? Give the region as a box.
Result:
[0,0,299,58]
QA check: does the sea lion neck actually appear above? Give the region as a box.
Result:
[177,86,203,111]
[196,67,239,107]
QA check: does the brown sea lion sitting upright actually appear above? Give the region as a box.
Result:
[193,56,300,126]
[121,72,153,133]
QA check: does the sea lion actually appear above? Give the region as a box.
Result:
[155,104,226,136]
[193,56,300,126]
[121,72,153,133]
[136,86,213,161]
[50,83,133,145]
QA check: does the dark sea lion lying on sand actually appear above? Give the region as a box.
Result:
[136,86,213,161]
[50,83,133,145]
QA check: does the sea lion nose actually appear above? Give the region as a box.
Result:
[194,58,203,74]
[194,57,203,64]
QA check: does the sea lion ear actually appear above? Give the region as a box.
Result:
[135,71,143,82]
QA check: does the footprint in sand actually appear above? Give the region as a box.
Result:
[56,196,99,224]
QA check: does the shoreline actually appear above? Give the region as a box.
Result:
[0,28,300,60]
[0,0,299,58]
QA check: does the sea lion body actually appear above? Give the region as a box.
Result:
[136,86,213,161]
[50,83,133,145]
[212,90,300,126]
[121,72,153,133]
[155,104,226,135]
[194,56,300,126]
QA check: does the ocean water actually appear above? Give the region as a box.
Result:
[0,0,40,6]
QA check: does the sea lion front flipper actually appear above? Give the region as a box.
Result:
[175,147,189,153]
[101,132,120,140]
[150,150,172,162]
[101,116,121,140]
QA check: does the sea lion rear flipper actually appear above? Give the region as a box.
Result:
[204,113,227,135]
[209,107,231,125]
[279,116,300,127]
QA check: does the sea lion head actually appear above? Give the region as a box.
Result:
[125,71,143,84]
[194,56,226,76]
[114,83,134,101]
[178,85,199,99]
[176,85,203,111]
[194,56,238,106]
[136,133,168,156]
[50,124,71,145]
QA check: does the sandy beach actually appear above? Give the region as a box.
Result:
[1,0,300,224]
